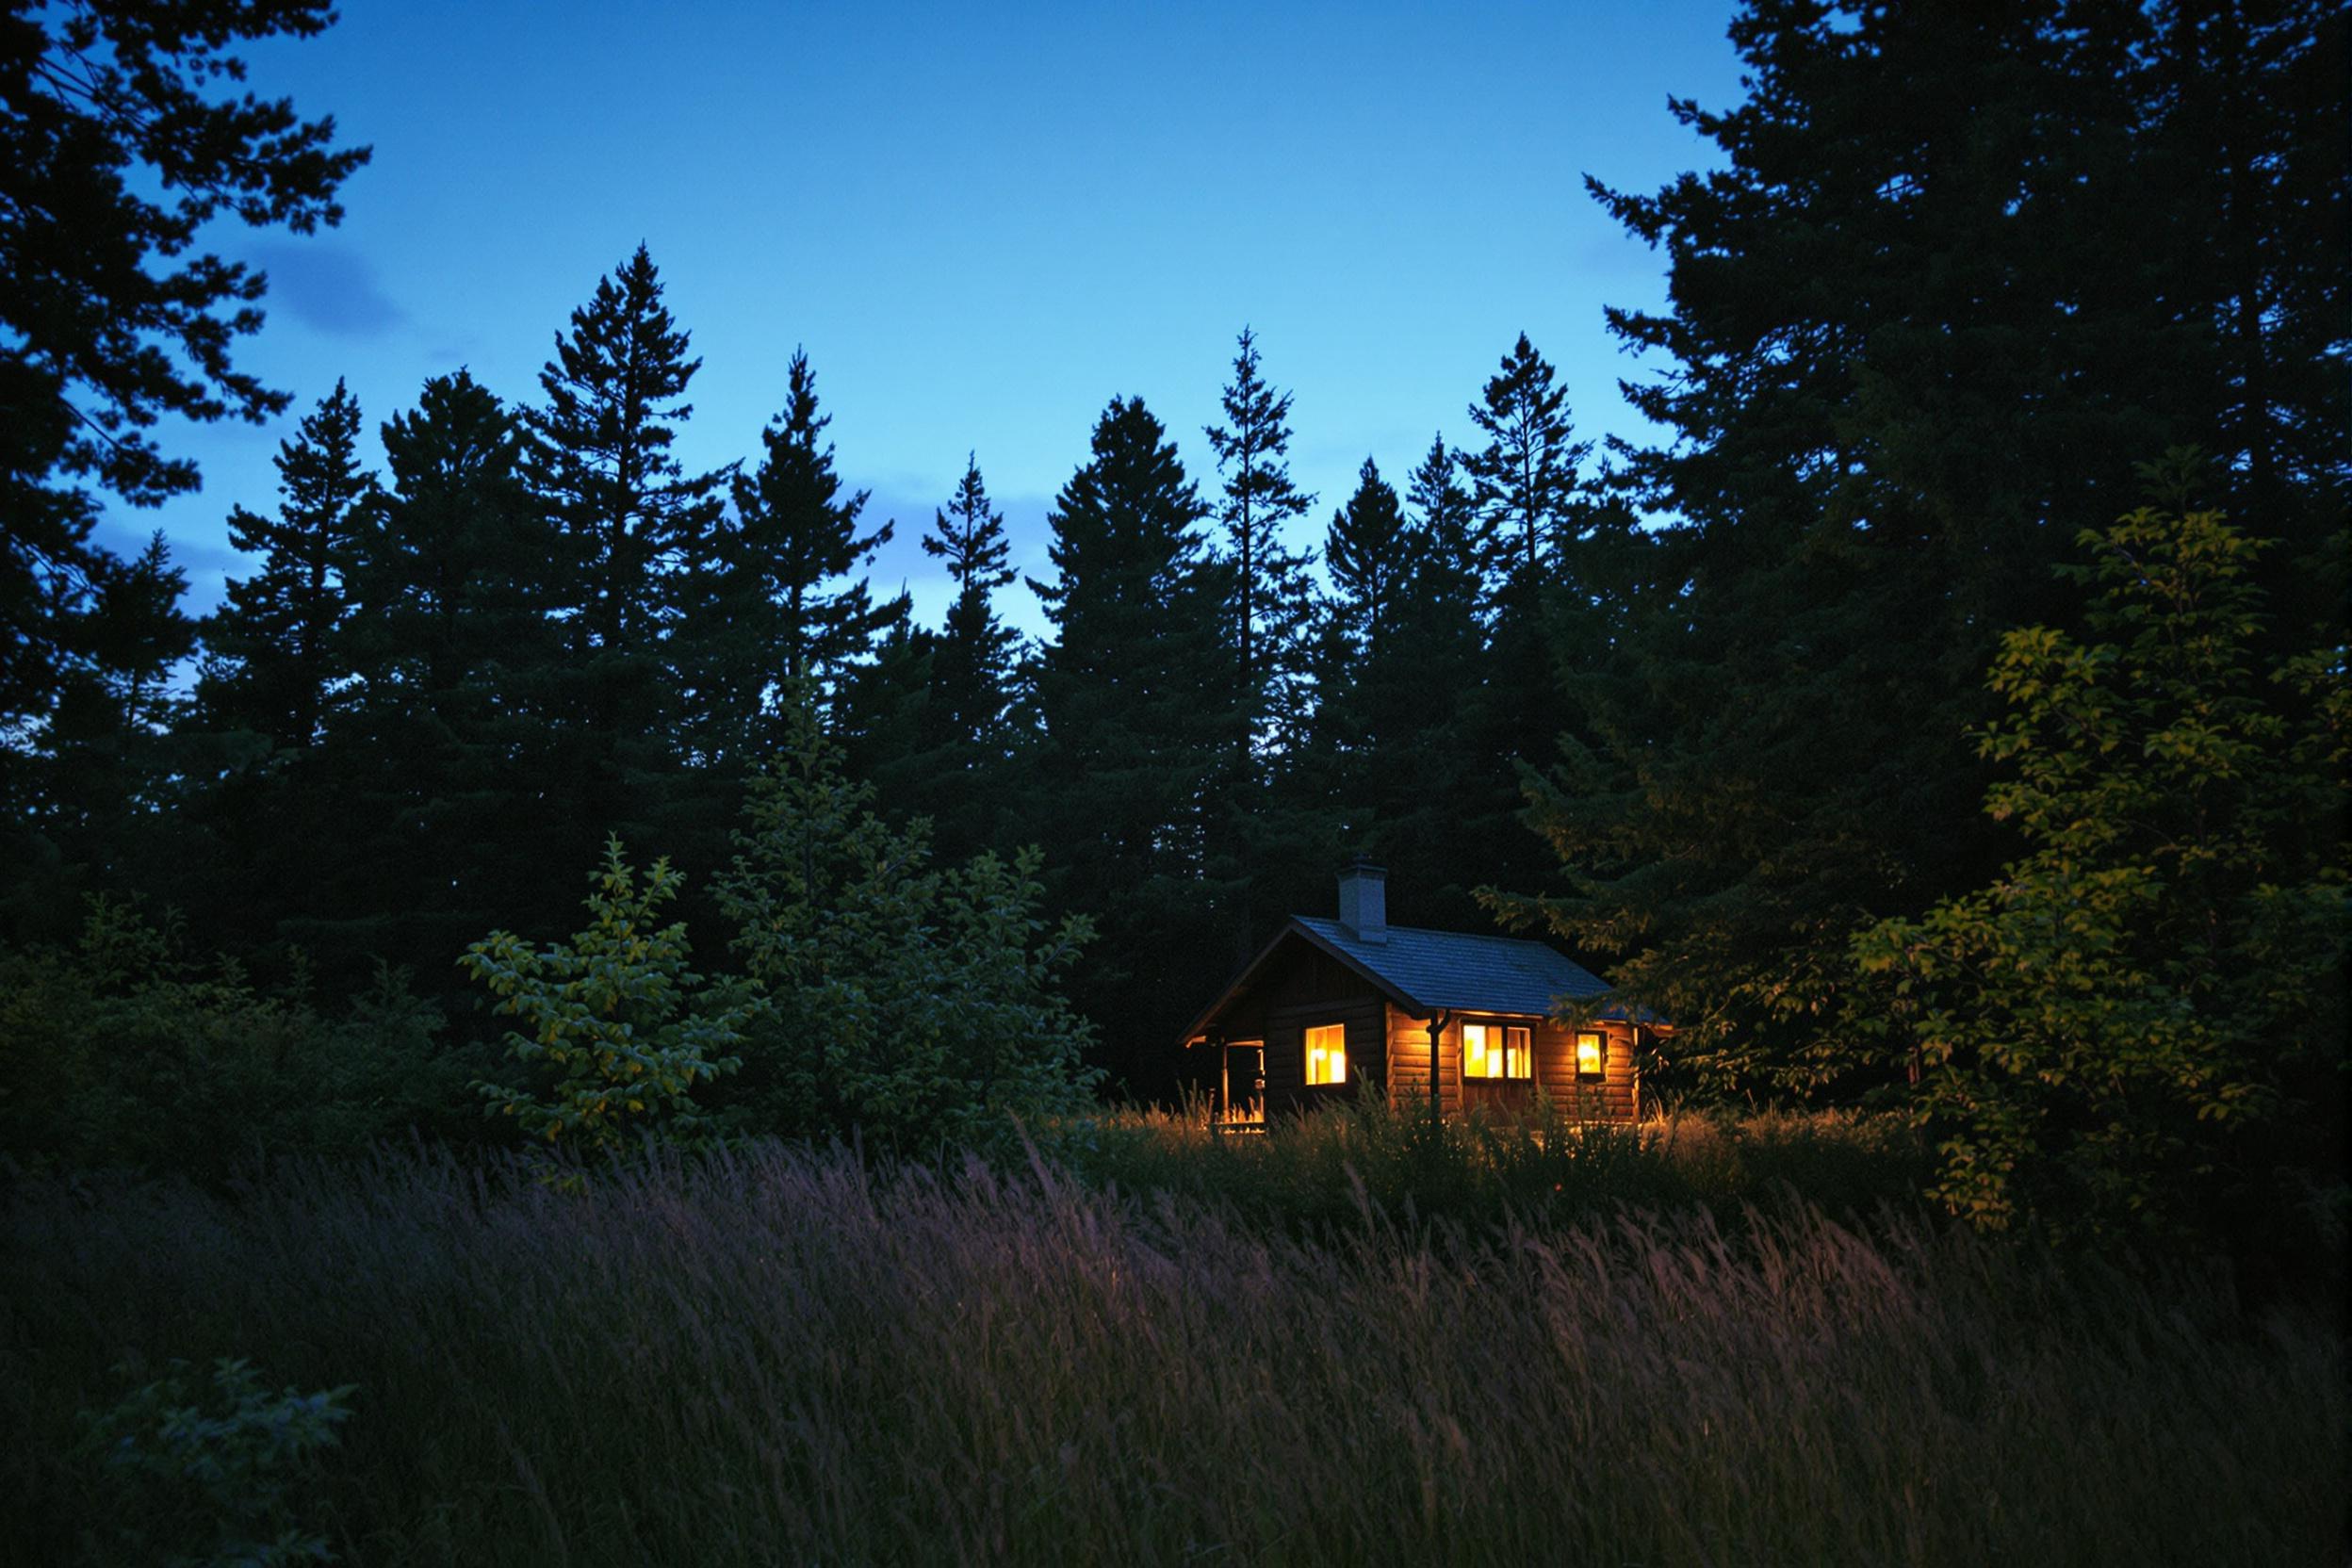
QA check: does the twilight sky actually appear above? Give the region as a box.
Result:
[128,0,1745,636]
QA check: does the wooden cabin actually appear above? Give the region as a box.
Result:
[1178,860,1659,1126]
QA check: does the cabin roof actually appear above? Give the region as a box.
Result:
[1292,915,1611,1016]
[1182,914,1645,1045]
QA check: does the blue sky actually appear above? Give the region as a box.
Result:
[126,0,1744,636]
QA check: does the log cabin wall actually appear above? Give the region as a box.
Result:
[1531,1020,1639,1122]
[1383,1008,1639,1123]
[1225,939,1388,1119]
[1382,1004,1461,1119]
[1262,998,1384,1117]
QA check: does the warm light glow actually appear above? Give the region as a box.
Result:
[1576,1031,1606,1079]
[1305,1022,1347,1086]
[1463,1022,1531,1079]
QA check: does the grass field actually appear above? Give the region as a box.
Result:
[4,1118,2342,1565]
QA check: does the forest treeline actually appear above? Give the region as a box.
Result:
[2,0,2344,1249]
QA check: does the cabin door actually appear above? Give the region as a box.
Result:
[1220,1041,1266,1127]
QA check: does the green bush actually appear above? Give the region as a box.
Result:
[713,690,1100,1152]
[0,899,476,1178]
[1854,457,2350,1247]
[74,1357,354,1566]
[462,837,748,1168]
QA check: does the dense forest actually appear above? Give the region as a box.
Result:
[2,0,2344,1256]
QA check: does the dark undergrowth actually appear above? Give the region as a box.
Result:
[1054,1095,1937,1234]
[4,1131,2341,1566]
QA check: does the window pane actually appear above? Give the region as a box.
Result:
[1576,1031,1606,1079]
[1506,1026,1531,1079]
[1306,1022,1347,1086]
[1463,1022,1490,1079]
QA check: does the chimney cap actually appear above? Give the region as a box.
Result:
[1338,855,1387,877]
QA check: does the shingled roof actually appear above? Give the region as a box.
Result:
[1180,913,1640,1046]
[1291,915,1611,1017]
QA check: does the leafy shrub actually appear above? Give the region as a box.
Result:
[74,1357,354,1566]
[1854,457,2349,1247]
[0,899,475,1178]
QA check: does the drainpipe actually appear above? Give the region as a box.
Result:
[1426,1009,1454,1128]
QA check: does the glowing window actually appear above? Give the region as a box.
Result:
[1463,1022,1532,1080]
[1576,1031,1607,1080]
[1305,1022,1347,1086]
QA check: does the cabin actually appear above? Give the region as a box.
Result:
[1178,859,1658,1126]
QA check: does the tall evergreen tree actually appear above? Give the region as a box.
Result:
[1528,0,2346,1093]
[1461,334,1590,595]
[530,245,727,660]
[1380,435,1519,928]
[1289,458,1413,877]
[1296,457,1411,830]
[23,533,196,841]
[1203,327,1316,753]
[921,453,1019,750]
[1027,396,1234,1087]
[1322,457,1410,661]
[833,595,936,807]
[195,380,374,751]
[526,245,728,843]
[1,0,366,742]
[1401,433,1483,613]
[711,348,896,749]
[317,369,569,970]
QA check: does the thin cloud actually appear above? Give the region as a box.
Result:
[247,240,410,338]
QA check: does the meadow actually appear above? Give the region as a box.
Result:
[4,1111,2342,1567]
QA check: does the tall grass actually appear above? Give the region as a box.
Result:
[1056,1096,1936,1231]
[4,1141,2339,1566]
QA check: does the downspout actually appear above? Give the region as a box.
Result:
[1631,1023,1642,1124]
[1426,1009,1454,1129]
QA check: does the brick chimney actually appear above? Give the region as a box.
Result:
[1337,856,1388,943]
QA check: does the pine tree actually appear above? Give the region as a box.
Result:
[1401,433,1483,613]
[921,453,1019,749]
[1203,327,1316,755]
[1027,396,1235,1087]
[1461,334,1590,596]
[525,245,729,844]
[1322,457,1410,661]
[1287,458,1413,889]
[196,380,375,751]
[26,533,196,844]
[712,348,896,746]
[1,1,365,740]
[318,369,570,969]
[713,686,1098,1149]
[1376,436,1512,928]
[529,245,727,660]
[1535,0,2345,1094]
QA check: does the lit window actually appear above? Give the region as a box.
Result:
[1305,1022,1347,1086]
[1463,1022,1532,1080]
[1576,1031,1606,1080]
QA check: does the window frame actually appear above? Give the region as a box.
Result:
[1303,1021,1348,1086]
[1461,1019,1535,1081]
[1575,1029,1608,1082]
